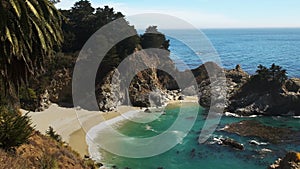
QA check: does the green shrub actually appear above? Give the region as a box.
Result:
[46,126,62,143]
[19,87,39,111]
[83,158,98,169]
[249,63,288,92]
[0,106,34,150]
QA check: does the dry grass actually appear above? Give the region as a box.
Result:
[0,149,29,169]
[0,131,96,169]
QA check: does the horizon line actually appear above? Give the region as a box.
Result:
[135,27,300,31]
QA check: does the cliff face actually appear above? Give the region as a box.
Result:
[47,68,73,107]
[23,53,300,116]
[94,49,180,110]
[227,77,300,116]
[96,68,122,111]
[197,63,249,109]
[196,63,300,116]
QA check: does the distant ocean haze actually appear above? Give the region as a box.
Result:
[164,28,300,77]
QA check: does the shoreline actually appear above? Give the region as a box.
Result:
[21,104,142,157]
[21,96,199,157]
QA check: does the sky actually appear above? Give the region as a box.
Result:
[56,0,300,29]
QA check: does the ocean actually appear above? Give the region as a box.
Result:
[168,28,300,77]
[87,29,300,169]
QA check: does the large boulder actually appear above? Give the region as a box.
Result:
[36,90,51,111]
[220,138,244,150]
[226,64,250,83]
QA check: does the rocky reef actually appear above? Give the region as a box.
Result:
[269,151,300,169]
[222,120,300,143]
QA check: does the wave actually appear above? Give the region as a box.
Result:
[224,112,241,117]
[145,124,157,132]
[224,112,262,118]
[86,110,141,162]
[168,130,186,144]
[249,140,268,146]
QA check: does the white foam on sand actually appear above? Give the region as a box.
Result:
[86,110,141,162]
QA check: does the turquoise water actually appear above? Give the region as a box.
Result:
[93,103,300,169]
[92,28,300,168]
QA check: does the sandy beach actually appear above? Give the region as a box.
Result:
[21,96,198,157]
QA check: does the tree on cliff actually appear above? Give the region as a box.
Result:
[60,0,125,53]
[141,26,170,50]
[0,0,63,106]
[252,63,287,91]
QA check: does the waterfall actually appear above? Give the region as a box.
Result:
[125,88,130,106]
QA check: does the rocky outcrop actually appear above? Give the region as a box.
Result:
[96,69,123,112]
[197,63,249,109]
[129,68,164,107]
[269,152,300,169]
[93,49,183,110]
[47,68,73,106]
[219,138,244,150]
[182,85,197,96]
[196,62,300,116]
[223,120,299,143]
[35,90,51,111]
[285,78,300,93]
[118,50,183,108]
[26,55,300,116]
[21,68,73,111]
[192,62,225,84]
[227,78,300,116]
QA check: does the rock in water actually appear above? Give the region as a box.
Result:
[220,138,244,150]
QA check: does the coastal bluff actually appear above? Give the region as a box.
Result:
[23,57,300,116]
[197,62,300,116]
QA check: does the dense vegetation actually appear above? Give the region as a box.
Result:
[2,0,171,110]
[0,0,93,168]
[0,0,63,151]
[250,63,288,91]
[0,0,63,107]
[0,0,170,168]
[0,107,33,150]
[232,63,288,100]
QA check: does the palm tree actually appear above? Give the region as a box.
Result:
[0,0,63,106]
